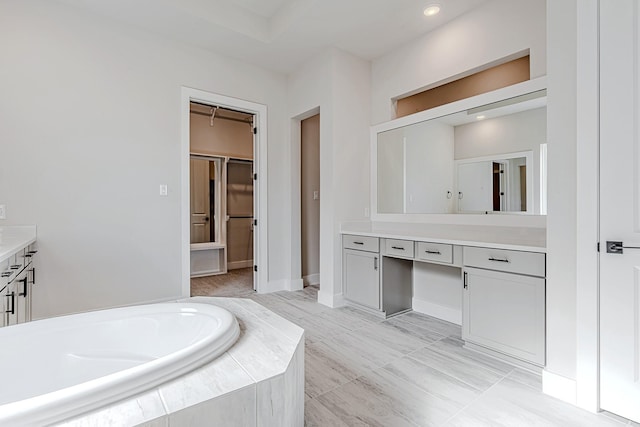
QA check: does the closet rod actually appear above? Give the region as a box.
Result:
[190,110,253,125]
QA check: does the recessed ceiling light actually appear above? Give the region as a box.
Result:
[423,4,441,17]
[476,115,486,120]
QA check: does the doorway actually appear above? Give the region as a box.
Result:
[189,102,255,294]
[181,88,267,297]
[301,114,320,287]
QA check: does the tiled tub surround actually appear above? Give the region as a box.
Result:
[58,298,304,427]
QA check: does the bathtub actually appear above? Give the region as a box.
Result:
[0,302,240,426]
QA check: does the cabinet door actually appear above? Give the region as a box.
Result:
[343,249,380,310]
[0,287,7,328]
[5,282,17,326]
[15,275,28,324]
[463,267,545,365]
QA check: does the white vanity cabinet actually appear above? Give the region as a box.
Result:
[462,247,546,366]
[0,230,37,328]
[343,235,380,310]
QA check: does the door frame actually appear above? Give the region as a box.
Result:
[181,87,268,295]
[574,0,600,413]
[290,107,320,291]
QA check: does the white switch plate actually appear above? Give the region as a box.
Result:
[364,207,370,218]
[159,185,168,196]
[0,204,5,219]
[313,190,319,200]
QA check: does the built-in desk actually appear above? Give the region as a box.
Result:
[340,222,546,367]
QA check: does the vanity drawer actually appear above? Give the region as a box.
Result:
[416,242,453,264]
[463,247,545,277]
[384,239,415,258]
[343,235,379,253]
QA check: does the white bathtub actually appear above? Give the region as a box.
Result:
[0,302,240,426]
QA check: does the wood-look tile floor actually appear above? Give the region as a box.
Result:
[190,277,635,426]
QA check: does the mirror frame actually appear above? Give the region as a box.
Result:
[370,76,547,225]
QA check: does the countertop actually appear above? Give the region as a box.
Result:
[0,226,37,263]
[340,221,546,253]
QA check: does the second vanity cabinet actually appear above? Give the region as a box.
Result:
[462,247,546,366]
[342,229,546,368]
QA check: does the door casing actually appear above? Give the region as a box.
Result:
[181,87,268,295]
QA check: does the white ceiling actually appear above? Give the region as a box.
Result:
[57,0,491,74]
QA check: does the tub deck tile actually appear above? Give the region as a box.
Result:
[57,390,167,427]
[157,353,254,414]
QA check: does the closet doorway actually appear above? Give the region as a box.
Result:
[188,101,257,295]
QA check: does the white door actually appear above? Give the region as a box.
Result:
[600,0,640,422]
[252,118,258,291]
[189,158,211,244]
[457,161,492,212]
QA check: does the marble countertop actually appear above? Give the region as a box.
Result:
[341,221,546,253]
[0,226,37,263]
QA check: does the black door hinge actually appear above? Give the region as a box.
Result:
[253,173,257,180]
[254,265,258,272]
[597,242,600,252]
[253,127,257,135]
[253,219,257,226]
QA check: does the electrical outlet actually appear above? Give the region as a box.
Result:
[0,204,5,220]
[159,185,168,196]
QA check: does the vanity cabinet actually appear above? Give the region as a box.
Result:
[343,235,380,310]
[462,247,546,366]
[1,242,37,328]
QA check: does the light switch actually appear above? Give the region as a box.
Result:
[0,204,5,219]
[159,185,168,196]
[313,190,319,200]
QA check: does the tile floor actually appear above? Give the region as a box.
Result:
[191,275,636,426]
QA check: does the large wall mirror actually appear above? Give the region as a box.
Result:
[374,82,547,216]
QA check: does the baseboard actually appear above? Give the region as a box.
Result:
[261,279,288,293]
[317,291,345,308]
[542,370,577,405]
[289,278,304,291]
[260,279,303,293]
[227,260,253,270]
[412,298,462,325]
[303,273,320,286]
[190,270,226,278]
